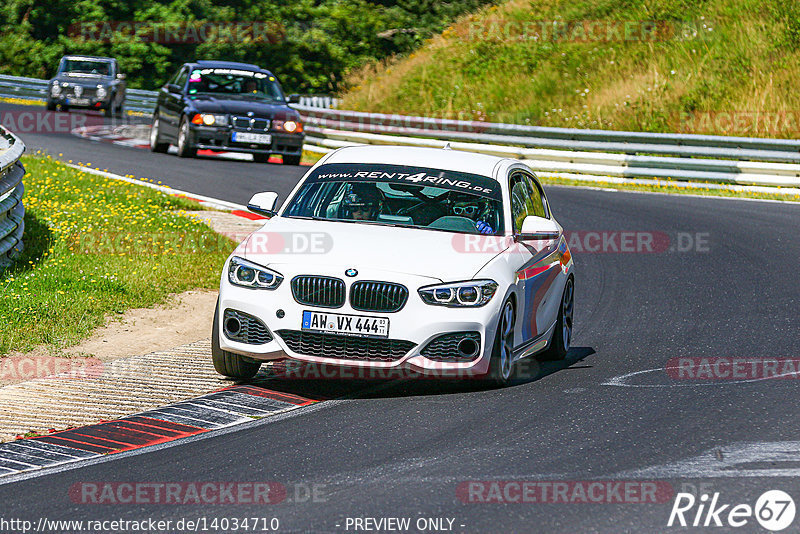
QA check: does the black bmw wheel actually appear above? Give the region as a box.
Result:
[176,116,197,158]
[149,114,169,153]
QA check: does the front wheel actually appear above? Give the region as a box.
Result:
[538,276,574,361]
[149,115,169,153]
[176,116,197,158]
[283,154,302,166]
[46,101,56,111]
[211,303,261,379]
[487,299,515,387]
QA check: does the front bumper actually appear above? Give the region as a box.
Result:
[217,264,501,377]
[49,94,110,109]
[189,124,303,156]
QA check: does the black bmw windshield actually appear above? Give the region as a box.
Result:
[283,164,505,235]
[187,68,285,102]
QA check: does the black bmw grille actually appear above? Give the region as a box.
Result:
[421,332,482,362]
[232,116,270,131]
[223,309,273,345]
[276,330,416,362]
[291,276,346,308]
[350,281,408,313]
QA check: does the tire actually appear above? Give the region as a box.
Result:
[46,101,56,111]
[149,114,169,153]
[115,103,124,117]
[211,302,261,379]
[487,299,516,387]
[538,276,574,361]
[283,154,302,166]
[176,116,197,158]
[104,102,113,118]
[253,153,271,163]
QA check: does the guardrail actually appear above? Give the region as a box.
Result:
[295,106,800,187]
[0,74,337,113]
[2,73,799,186]
[0,126,26,269]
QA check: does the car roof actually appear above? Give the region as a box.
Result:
[321,145,511,180]
[192,60,269,73]
[62,55,114,62]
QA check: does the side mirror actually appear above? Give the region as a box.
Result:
[247,192,279,218]
[166,83,181,94]
[287,93,301,104]
[515,216,561,241]
[116,73,126,80]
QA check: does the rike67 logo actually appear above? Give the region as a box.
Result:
[668,490,796,531]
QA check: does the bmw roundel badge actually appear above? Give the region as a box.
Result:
[345,268,358,277]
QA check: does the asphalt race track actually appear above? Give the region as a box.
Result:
[2,102,800,532]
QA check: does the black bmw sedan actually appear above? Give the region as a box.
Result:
[47,55,126,117]
[150,60,304,164]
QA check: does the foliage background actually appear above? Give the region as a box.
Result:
[0,0,495,93]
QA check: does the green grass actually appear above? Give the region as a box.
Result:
[0,154,235,356]
[341,0,800,138]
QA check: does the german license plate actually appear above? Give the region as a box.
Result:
[232,131,272,144]
[301,310,389,338]
[68,98,89,105]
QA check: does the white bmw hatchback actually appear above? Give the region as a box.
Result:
[214,145,574,386]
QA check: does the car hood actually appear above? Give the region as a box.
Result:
[53,73,112,86]
[235,217,511,281]
[189,96,300,120]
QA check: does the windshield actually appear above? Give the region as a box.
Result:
[283,163,505,235]
[60,59,112,76]
[187,68,285,102]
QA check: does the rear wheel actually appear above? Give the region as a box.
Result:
[211,302,261,379]
[104,103,113,118]
[176,116,197,158]
[46,101,56,111]
[487,299,515,387]
[149,114,169,153]
[538,276,574,361]
[283,154,302,166]
[253,153,271,163]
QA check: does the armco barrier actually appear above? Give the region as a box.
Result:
[0,74,336,113]
[2,73,800,185]
[0,126,25,269]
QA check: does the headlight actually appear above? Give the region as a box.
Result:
[273,120,303,133]
[96,85,107,98]
[418,280,498,307]
[228,256,283,289]
[191,113,228,126]
[50,82,61,96]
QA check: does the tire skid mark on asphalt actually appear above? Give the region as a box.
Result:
[0,384,321,479]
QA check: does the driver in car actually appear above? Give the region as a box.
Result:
[243,79,258,94]
[452,200,494,234]
[342,184,383,221]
